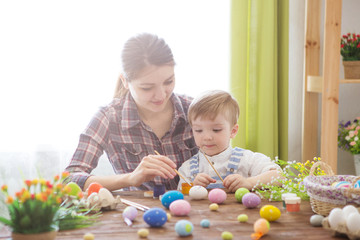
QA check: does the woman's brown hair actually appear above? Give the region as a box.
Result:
[113,33,175,98]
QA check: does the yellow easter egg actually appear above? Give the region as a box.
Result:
[254,218,270,235]
[259,205,281,222]
[209,203,219,211]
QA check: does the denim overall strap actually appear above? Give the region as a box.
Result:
[189,153,200,182]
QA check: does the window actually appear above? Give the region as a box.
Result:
[0,0,230,191]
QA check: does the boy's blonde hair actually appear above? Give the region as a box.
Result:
[188,90,239,126]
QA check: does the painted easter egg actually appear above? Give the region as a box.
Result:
[175,220,194,237]
[209,203,219,211]
[259,205,281,222]
[354,180,360,188]
[331,182,339,187]
[328,208,345,228]
[208,188,227,204]
[189,185,208,200]
[310,214,324,227]
[200,219,210,228]
[65,182,82,197]
[169,199,191,216]
[237,214,248,222]
[87,182,103,196]
[137,228,149,238]
[335,181,351,188]
[346,212,360,232]
[143,208,168,227]
[161,191,184,209]
[221,231,233,240]
[242,193,261,208]
[235,188,250,203]
[254,218,270,235]
[122,206,138,221]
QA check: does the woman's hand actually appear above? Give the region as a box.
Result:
[128,154,177,187]
[223,174,254,192]
[193,173,216,187]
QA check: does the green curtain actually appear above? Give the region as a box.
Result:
[230,0,288,160]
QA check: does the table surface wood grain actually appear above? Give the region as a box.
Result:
[0,191,342,240]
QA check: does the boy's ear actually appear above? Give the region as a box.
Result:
[230,123,239,139]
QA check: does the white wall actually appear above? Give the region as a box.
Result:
[289,0,360,174]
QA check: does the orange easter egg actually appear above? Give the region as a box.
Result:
[254,218,270,235]
[87,182,103,196]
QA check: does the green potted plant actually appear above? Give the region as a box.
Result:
[340,33,360,79]
[338,117,360,175]
[0,172,99,240]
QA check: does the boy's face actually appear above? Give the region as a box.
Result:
[191,114,238,157]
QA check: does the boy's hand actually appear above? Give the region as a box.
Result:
[223,174,253,192]
[193,173,216,187]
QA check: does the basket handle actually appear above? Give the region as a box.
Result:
[309,161,334,176]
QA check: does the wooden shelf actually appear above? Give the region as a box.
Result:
[307,76,360,93]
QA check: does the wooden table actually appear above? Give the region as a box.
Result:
[0,191,341,240]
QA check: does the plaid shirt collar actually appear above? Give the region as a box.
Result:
[121,92,187,131]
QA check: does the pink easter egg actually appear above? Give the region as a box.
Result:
[122,206,138,221]
[242,193,261,208]
[169,199,191,216]
[208,188,227,204]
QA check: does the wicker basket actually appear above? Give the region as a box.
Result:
[303,162,360,216]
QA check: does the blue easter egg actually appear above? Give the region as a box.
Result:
[175,220,194,237]
[354,180,360,188]
[161,190,184,209]
[335,181,351,188]
[143,208,167,227]
[200,219,210,228]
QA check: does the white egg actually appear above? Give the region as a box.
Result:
[342,205,358,219]
[328,208,345,229]
[189,185,208,200]
[346,212,360,233]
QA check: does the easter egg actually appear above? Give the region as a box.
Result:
[354,180,360,188]
[335,181,351,188]
[87,182,103,196]
[235,188,250,203]
[200,219,210,228]
[310,214,324,227]
[331,182,339,187]
[208,188,227,204]
[328,208,345,228]
[189,185,208,200]
[342,205,359,218]
[259,205,281,222]
[143,207,168,227]
[66,182,82,197]
[209,203,219,211]
[169,199,191,216]
[83,233,95,240]
[167,213,172,221]
[237,214,248,222]
[161,190,184,209]
[346,212,360,232]
[122,206,138,221]
[221,231,233,240]
[254,218,270,235]
[242,193,261,208]
[175,220,194,237]
[137,228,149,238]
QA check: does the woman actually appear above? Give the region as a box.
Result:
[65,33,198,191]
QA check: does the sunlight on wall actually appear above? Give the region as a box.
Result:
[0,0,230,154]
[0,1,230,190]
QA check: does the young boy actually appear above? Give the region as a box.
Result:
[177,90,281,192]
